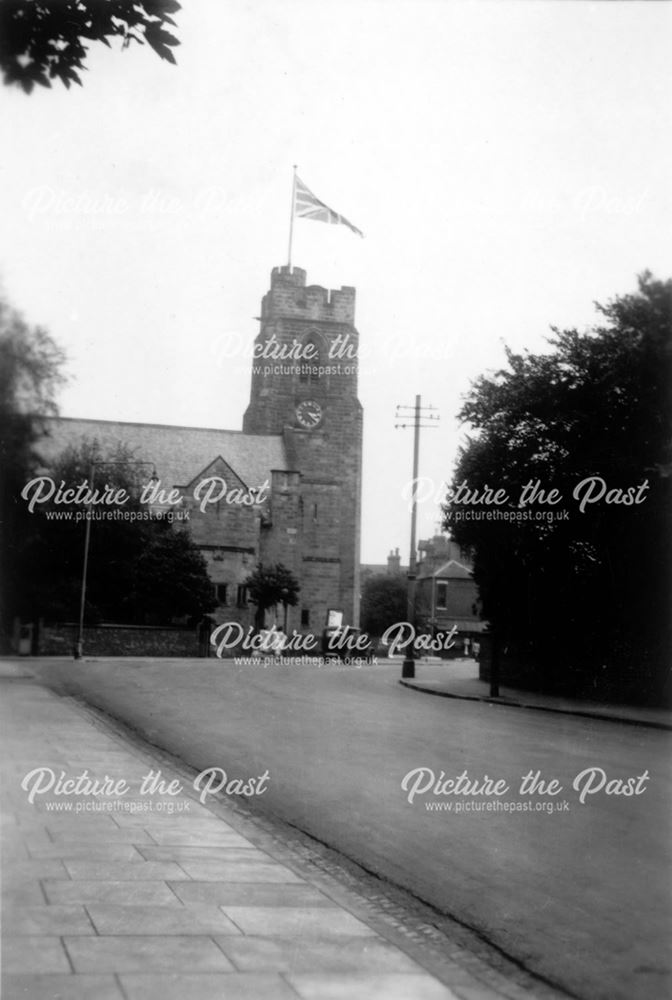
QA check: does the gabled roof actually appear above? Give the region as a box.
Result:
[37,417,287,493]
[179,455,248,492]
[418,558,473,580]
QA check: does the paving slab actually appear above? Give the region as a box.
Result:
[47,827,156,843]
[217,935,424,973]
[8,903,95,934]
[118,972,300,1000]
[170,881,333,908]
[86,902,242,935]
[44,879,183,906]
[61,860,191,880]
[286,972,460,999]
[174,859,303,882]
[1,858,68,882]
[2,883,46,906]
[220,906,379,938]
[138,844,269,862]
[26,842,146,860]
[143,828,251,846]
[2,936,72,973]
[1,974,125,1000]
[63,934,235,973]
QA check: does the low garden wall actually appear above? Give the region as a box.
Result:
[35,622,207,658]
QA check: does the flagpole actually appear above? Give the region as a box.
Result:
[287,165,297,271]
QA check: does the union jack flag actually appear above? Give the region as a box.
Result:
[294,175,363,237]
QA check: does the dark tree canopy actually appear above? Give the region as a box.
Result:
[126,525,217,624]
[0,0,180,93]
[445,273,672,704]
[0,294,67,473]
[360,574,406,637]
[245,563,300,630]
[0,293,67,642]
[17,437,216,625]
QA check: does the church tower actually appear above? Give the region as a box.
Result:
[243,266,363,629]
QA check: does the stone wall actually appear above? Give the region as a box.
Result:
[37,623,206,657]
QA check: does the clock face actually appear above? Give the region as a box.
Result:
[295,399,323,429]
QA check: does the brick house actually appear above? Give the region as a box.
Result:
[415,535,486,652]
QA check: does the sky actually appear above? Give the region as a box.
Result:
[2,0,670,563]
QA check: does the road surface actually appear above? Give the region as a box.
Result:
[24,656,672,1000]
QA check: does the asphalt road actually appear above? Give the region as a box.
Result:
[26,656,672,1000]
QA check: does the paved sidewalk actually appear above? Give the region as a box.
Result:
[1,666,520,1000]
[397,660,672,730]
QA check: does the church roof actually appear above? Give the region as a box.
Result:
[37,417,287,492]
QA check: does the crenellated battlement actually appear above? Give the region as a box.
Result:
[262,266,356,324]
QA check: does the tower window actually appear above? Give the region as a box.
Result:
[299,334,323,384]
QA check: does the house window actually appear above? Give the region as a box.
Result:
[215,584,228,606]
[236,585,248,607]
[436,582,448,610]
[301,609,310,626]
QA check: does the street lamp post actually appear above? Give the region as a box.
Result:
[74,465,94,659]
[74,460,156,660]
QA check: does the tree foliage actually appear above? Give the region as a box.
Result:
[127,524,217,624]
[17,438,142,623]
[0,0,180,93]
[17,437,216,625]
[0,295,67,474]
[360,574,406,637]
[0,294,67,640]
[445,273,672,703]
[245,563,300,629]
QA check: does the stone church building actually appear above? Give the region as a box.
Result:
[40,265,363,636]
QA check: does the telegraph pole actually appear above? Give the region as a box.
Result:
[395,396,439,678]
